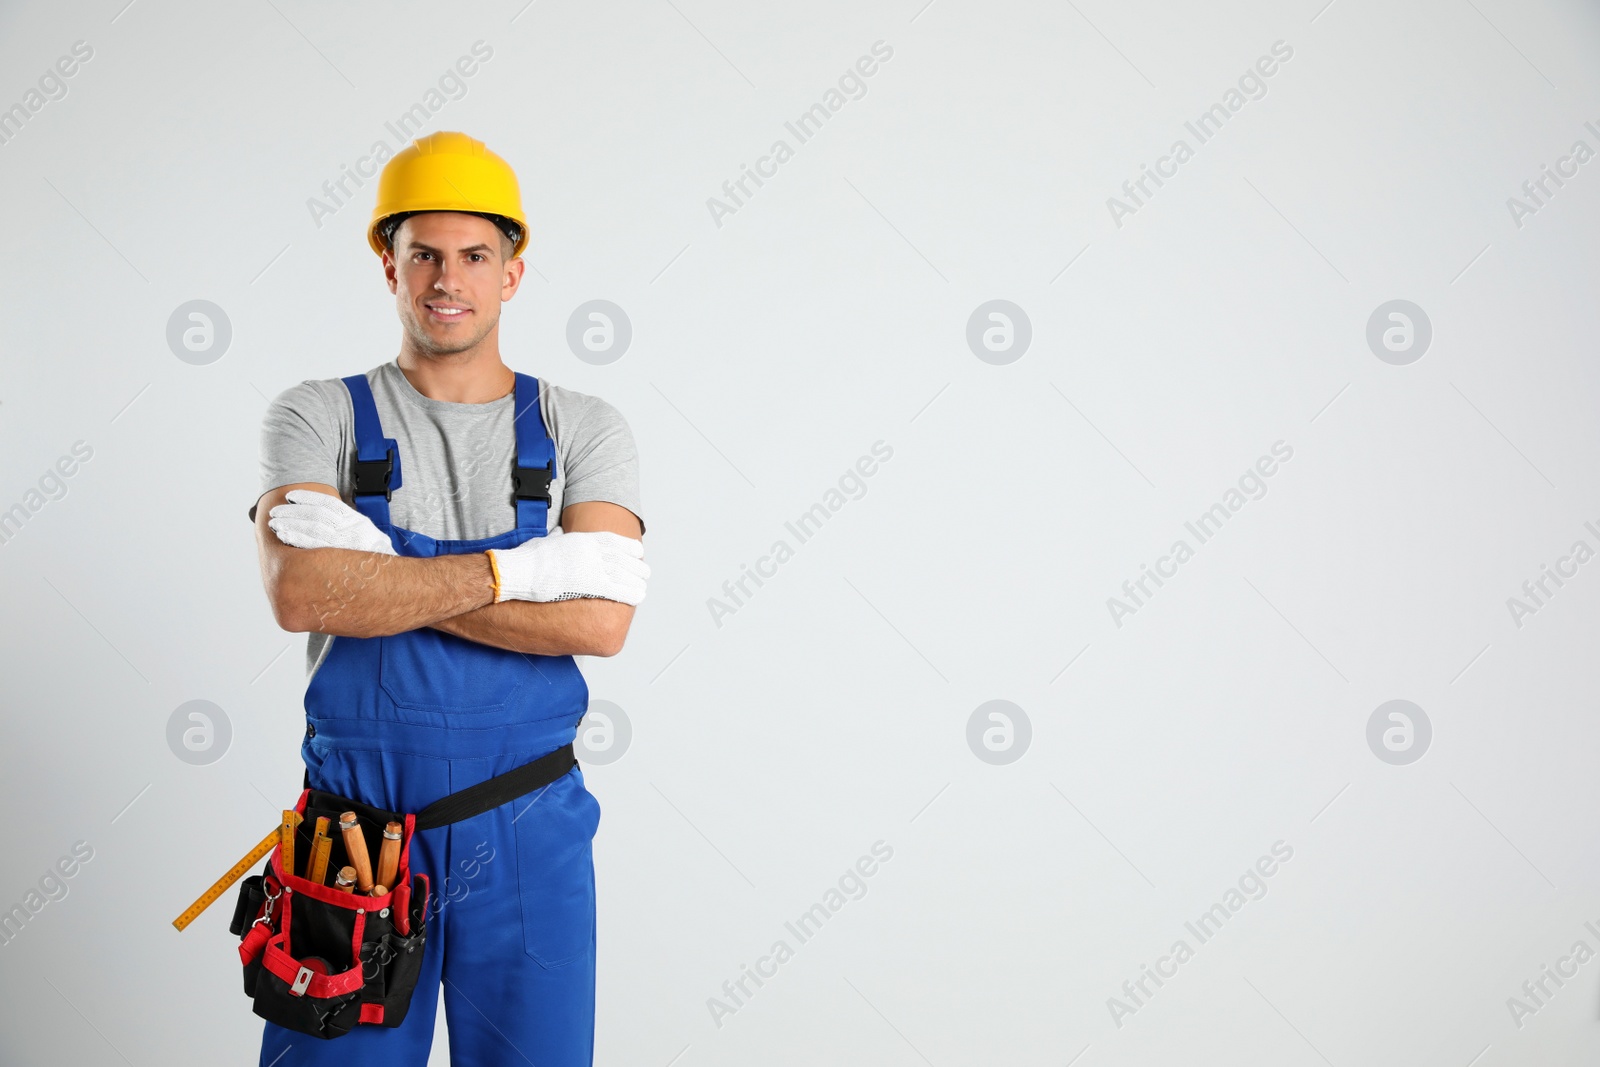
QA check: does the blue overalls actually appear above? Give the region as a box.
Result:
[260,372,601,1067]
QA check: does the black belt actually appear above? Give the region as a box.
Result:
[301,742,578,830]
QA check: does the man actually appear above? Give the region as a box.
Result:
[249,131,648,1066]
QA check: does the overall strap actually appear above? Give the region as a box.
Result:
[342,374,403,527]
[511,372,557,534]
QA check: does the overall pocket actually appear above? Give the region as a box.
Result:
[379,629,591,724]
[512,773,600,968]
[379,629,526,714]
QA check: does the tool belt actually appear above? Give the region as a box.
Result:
[230,743,577,1040]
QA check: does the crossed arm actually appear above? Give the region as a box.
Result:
[252,483,640,657]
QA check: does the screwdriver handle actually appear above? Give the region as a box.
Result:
[339,813,375,893]
[375,823,402,891]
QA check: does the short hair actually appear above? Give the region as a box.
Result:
[381,211,520,261]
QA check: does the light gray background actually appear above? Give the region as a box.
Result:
[2,0,1599,1064]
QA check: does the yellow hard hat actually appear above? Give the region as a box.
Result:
[367,131,528,258]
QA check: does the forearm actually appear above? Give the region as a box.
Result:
[277,547,496,637]
[430,597,635,657]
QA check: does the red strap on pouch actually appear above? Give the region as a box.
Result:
[239,923,271,966]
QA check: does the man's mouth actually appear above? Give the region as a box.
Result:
[424,303,471,321]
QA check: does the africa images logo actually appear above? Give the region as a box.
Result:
[304,41,495,230]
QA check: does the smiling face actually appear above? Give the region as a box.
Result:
[383,211,524,358]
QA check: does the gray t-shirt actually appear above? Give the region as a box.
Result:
[253,359,644,678]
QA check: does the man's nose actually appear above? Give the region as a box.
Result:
[433,259,463,292]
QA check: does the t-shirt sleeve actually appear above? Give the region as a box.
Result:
[562,395,646,536]
[249,382,340,523]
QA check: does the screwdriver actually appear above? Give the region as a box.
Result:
[340,813,375,893]
[375,823,402,891]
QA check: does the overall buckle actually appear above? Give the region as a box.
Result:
[353,449,395,500]
[513,464,552,503]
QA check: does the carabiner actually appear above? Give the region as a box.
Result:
[253,883,283,929]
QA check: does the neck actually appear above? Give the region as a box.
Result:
[396,347,514,403]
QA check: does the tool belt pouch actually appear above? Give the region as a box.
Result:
[230,789,430,1040]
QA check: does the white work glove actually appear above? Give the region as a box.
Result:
[268,489,398,555]
[488,527,649,605]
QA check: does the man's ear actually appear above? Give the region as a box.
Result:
[500,255,525,300]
